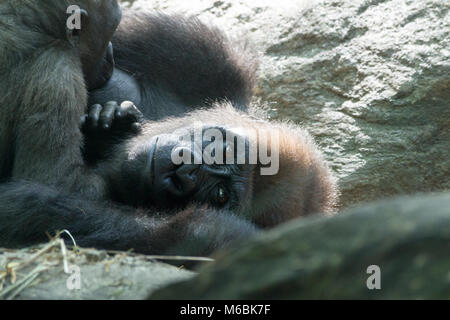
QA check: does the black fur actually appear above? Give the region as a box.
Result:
[0,181,256,255]
[89,11,258,119]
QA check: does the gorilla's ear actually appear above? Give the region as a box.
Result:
[66,8,89,47]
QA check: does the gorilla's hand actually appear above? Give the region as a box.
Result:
[81,101,144,165]
[81,101,143,134]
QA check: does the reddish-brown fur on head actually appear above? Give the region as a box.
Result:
[246,122,339,227]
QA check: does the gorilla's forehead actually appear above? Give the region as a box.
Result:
[171,125,251,141]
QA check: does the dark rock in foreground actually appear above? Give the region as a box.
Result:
[151,193,450,299]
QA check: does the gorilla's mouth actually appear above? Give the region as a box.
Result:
[100,42,115,84]
[86,42,115,91]
[105,42,114,66]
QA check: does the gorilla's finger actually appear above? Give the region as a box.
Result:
[131,122,142,134]
[100,101,118,129]
[115,103,126,118]
[117,101,142,122]
[80,114,88,128]
[88,104,103,128]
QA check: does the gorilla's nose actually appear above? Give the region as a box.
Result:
[173,164,199,196]
[162,163,199,198]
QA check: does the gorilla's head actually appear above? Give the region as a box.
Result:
[106,117,338,228]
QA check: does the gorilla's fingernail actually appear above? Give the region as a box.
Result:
[122,101,134,107]
[132,123,141,133]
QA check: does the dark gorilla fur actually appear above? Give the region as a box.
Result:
[88,11,257,118]
[0,9,338,256]
[0,0,121,197]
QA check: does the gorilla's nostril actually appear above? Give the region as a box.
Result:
[160,164,199,198]
[178,174,196,193]
[174,164,199,195]
[162,175,184,197]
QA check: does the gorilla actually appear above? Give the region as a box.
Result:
[0,0,122,198]
[0,9,338,257]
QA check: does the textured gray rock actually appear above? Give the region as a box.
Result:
[0,246,194,300]
[124,0,450,208]
[150,193,450,299]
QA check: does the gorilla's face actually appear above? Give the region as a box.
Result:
[115,126,256,212]
[144,126,255,211]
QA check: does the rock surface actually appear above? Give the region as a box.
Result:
[150,193,450,299]
[124,0,450,208]
[0,246,194,300]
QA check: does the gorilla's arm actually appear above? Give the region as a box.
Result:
[0,181,257,255]
[0,0,120,198]
[89,11,258,118]
[114,11,257,108]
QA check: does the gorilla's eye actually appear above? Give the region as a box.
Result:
[215,185,229,206]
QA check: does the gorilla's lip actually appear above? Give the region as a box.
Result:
[101,42,115,84]
[105,42,114,65]
[86,42,115,90]
[147,137,159,187]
